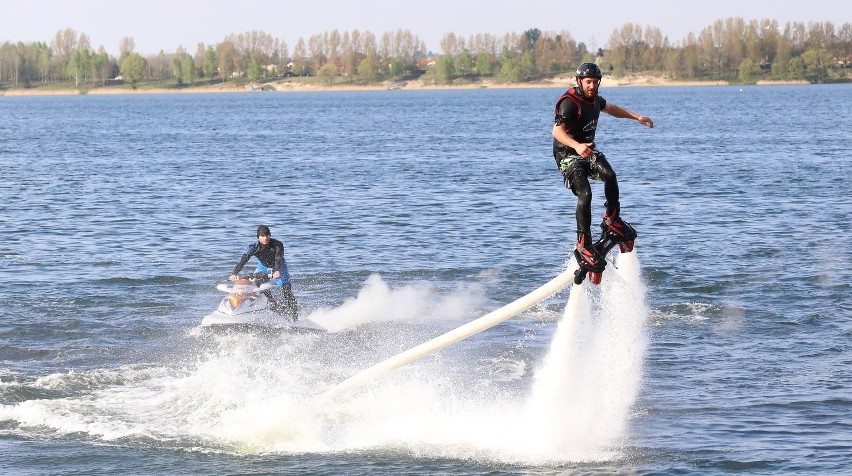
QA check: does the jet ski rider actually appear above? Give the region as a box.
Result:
[229,225,298,320]
[552,62,655,268]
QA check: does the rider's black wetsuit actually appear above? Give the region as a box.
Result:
[552,87,620,240]
[232,238,291,284]
[232,238,298,320]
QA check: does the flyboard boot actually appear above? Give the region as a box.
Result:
[573,206,638,285]
[573,232,606,284]
[602,203,637,253]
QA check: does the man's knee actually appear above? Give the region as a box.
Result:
[598,166,617,183]
[572,177,592,203]
[591,154,616,180]
[575,187,592,205]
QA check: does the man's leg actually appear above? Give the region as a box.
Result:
[263,289,281,313]
[572,174,593,244]
[590,152,620,216]
[279,285,299,321]
[566,168,602,267]
[591,153,632,234]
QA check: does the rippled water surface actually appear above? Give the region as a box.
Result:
[1,85,850,474]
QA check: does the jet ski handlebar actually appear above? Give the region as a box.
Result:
[236,271,274,283]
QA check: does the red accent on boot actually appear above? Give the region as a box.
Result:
[603,208,619,226]
[576,234,599,266]
[604,208,630,238]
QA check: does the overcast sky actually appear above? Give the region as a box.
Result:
[3,0,849,56]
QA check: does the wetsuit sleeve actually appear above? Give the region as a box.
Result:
[232,244,256,276]
[554,98,578,127]
[273,241,284,272]
[599,96,607,110]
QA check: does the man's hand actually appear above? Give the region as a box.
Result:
[638,116,654,128]
[272,271,280,279]
[228,274,238,282]
[573,142,595,158]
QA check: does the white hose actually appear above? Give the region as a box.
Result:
[319,267,577,401]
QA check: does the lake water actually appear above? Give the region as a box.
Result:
[1,84,850,474]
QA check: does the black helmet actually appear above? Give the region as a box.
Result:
[576,62,602,79]
[257,225,271,237]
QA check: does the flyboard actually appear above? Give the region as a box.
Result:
[318,267,577,401]
[573,221,637,285]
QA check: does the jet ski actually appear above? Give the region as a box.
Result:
[200,272,325,332]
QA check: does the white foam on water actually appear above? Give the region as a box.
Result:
[487,250,648,463]
[308,252,649,464]
[1,338,333,451]
[1,258,648,463]
[307,273,486,332]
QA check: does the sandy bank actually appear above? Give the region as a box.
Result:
[0,75,815,96]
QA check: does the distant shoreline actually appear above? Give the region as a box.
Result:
[0,75,814,96]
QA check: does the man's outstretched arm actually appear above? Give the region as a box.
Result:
[602,103,655,128]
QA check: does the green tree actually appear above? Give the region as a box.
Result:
[92,51,110,86]
[520,49,537,78]
[771,45,791,79]
[456,49,473,76]
[576,42,590,62]
[680,36,701,79]
[801,48,833,82]
[171,57,183,85]
[37,43,51,83]
[787,56,806,80]
[182,56,196,85]
[247,55,262,81]
[66,49,91,87]
[664,49,683,78]
[203,46,216,79]
[4,43,24,88]
[356,57,378,84]
[737,58,760,83]
[432,55,455,84]
[317,62,338,86]
[389,56,405,79]
[498,57,523,83]
[120,53,147,89]
[523,28,541,51]
[475,53,493,76]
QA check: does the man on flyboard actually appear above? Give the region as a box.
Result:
[552,63,655,283]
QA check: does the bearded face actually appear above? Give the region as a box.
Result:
[576,77,601,98]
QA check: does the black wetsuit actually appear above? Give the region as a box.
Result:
[553,87,620,238]
[232,238,291,284]
[232,238,299,320]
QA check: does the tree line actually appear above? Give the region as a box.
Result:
[604,18,851,83]
[0,17,849,91]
